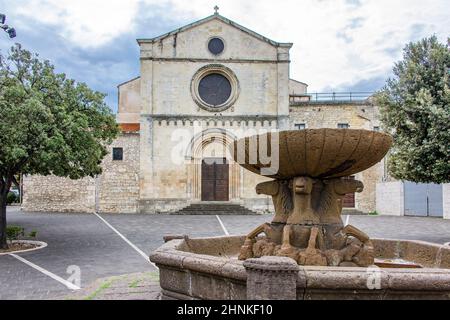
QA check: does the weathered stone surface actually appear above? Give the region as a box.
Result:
[403,240,441,268]
[373,239,403,259]
[190,273,232,300]
[182,256,227,277]
[437,246,450,269]
[221,261,247,282]
[152,235,450,300]
[244,257,298,300]
[305,266,382,289]
[233,129,392,180]
[23,175,96,213]
[159,268,191,295]
[234,129,391,267]
[183,235,245,256]
[387,268,450,291]
[23,133,140,213]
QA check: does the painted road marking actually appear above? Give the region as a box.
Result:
[93,212,158,269]
[9,254,80,291]
[345,215,350,226]
[216,215,230,236]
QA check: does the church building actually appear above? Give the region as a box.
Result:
[22,11,384,214]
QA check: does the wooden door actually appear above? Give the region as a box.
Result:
[201,158,229,201]
[342,176,356,208]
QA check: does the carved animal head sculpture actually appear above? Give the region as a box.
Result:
[324,178,364,195]
[291,176,315,195]
[256,180,280,196]
[256,180,293,217]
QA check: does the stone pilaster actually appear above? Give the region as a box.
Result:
[244,256,298,300]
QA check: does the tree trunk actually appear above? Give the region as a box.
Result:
[0,177,11,250]
[0,196,7,250]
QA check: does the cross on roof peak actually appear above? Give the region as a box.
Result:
[214,5,219,15]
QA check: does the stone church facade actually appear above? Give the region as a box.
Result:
[22,13,384,214]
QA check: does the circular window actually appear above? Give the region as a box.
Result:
[208,38,224,55]
[198,73,232,106]
[191,64,240,112]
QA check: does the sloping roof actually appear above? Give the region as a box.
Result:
[137,13,292,48]
[117,76,140,88]
[289,78,309,87]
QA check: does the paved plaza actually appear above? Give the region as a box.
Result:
[1,206,449,300]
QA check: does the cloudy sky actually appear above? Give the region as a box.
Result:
[0,0,448,112]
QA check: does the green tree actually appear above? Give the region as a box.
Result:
[376,36,450,184]
[0,44,119,249]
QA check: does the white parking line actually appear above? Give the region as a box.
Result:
[345,215,350,226]
[216,215,230,236]
[9,254,80,291]
[93,212,158,269]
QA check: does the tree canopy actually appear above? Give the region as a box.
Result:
[0,44,119,248]
[376,36,450,184]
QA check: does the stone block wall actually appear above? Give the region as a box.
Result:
[289,102,384,213]
[22,175,96,213]
[97,133,140,213]
[288,103,380,130]
[355,161,385,213]
[22,133,140,214]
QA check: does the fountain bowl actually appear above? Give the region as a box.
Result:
[232,129,393,179]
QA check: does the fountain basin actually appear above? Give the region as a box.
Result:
[150,236,450,300]
[233,129,393,179]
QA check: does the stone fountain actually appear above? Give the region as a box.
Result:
[236,129,390,268]
[150,129,450,300]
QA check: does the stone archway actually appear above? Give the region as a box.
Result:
[185,129,241,201]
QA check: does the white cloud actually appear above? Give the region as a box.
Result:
[168,0,448,91]
[7,0,450,91]
[14,0,140,47]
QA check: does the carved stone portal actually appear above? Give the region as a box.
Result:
[233,129,393,267]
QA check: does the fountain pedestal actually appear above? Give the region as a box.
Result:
[239,176,374,267]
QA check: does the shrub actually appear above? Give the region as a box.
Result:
[28,231,38,238]
[6,225,25,241]
[6,192,18,204]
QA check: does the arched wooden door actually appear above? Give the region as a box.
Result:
[201,158,229,201]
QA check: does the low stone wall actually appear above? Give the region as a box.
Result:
[150,236,450,300]
[22,133,140,214]
[22,175,96,213]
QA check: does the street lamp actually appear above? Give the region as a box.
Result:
[0,13,16,38]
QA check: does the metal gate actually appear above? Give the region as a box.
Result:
[404,182,443,217]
